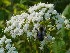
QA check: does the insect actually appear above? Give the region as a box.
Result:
[35,26,46,41]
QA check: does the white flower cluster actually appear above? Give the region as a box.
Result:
[39,34,55,50]
[28,2,54,13]
[4,13,29,38]
[3,2,70,51]
[4,3,70,50]
[62,15,70,29]
[0,35,18,53]
[64,19,70,29]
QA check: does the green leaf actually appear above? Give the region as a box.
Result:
[3,0,11,6]
[62,4,70,19]
[52,40,65,53]
[61,24,66,38]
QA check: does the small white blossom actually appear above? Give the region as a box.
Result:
[5,39,12,44]
[0,47,4,53]
[64,19,69,24]
[7,47,18,53]
[39,46,43,50]
[56,24,62,30]
[66,24,70,29]
[5,43,11,50]
[52,10,57,14]
[23,23,29,32]
[1,35,6,43]
[0,36,18,53]
[27,31,32,37]
[34,23,40,28]
[45,13,51,20]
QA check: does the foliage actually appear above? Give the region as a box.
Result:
[62,4,70,19]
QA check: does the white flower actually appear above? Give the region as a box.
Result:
[39,39,46,50]
[39,46,43,50]
[33,33,37,39]
[18,29,23,36]
[56,24,62,30]
[23,23,29,32]
[14,28,20,35]
[36,17,43,22]
[27,31,32,37]
[32,17,36,23]
[45,13,51,20]
[27,15,33,22]
[11,33,16,38]
[37,2,45,8]
[0,40,3,45]
[40,40,46,46]
[5,43,11,50]
[52,10,57,14]
[7,47,18,53]
[6,21,11,26]
[52,37,55,41]
[47,25,52,27]
[0,36,18,53]
[34,23,40,28]
[28,3,54,13]
[45,4,54,8]
[32,27,37,33]
[9,51,18,53]
[64,19,69,24]
[4,27,9,33]
[66,24,70,29]
[47,8,53,13]
[61,15,66,19]
[58,18,64,24]
[28,7,35,13]
[0,47,4,53]
[1,35,6,43]
[21,13,28,18]
[5,39,12,44]
[46,35,52,41]
[38,11,44,16]
[41,8,46,12]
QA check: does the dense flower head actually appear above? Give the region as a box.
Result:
[4,2,67,38]
[0,35,18,53]
[4,13,29,38]
[3,2,70,50]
